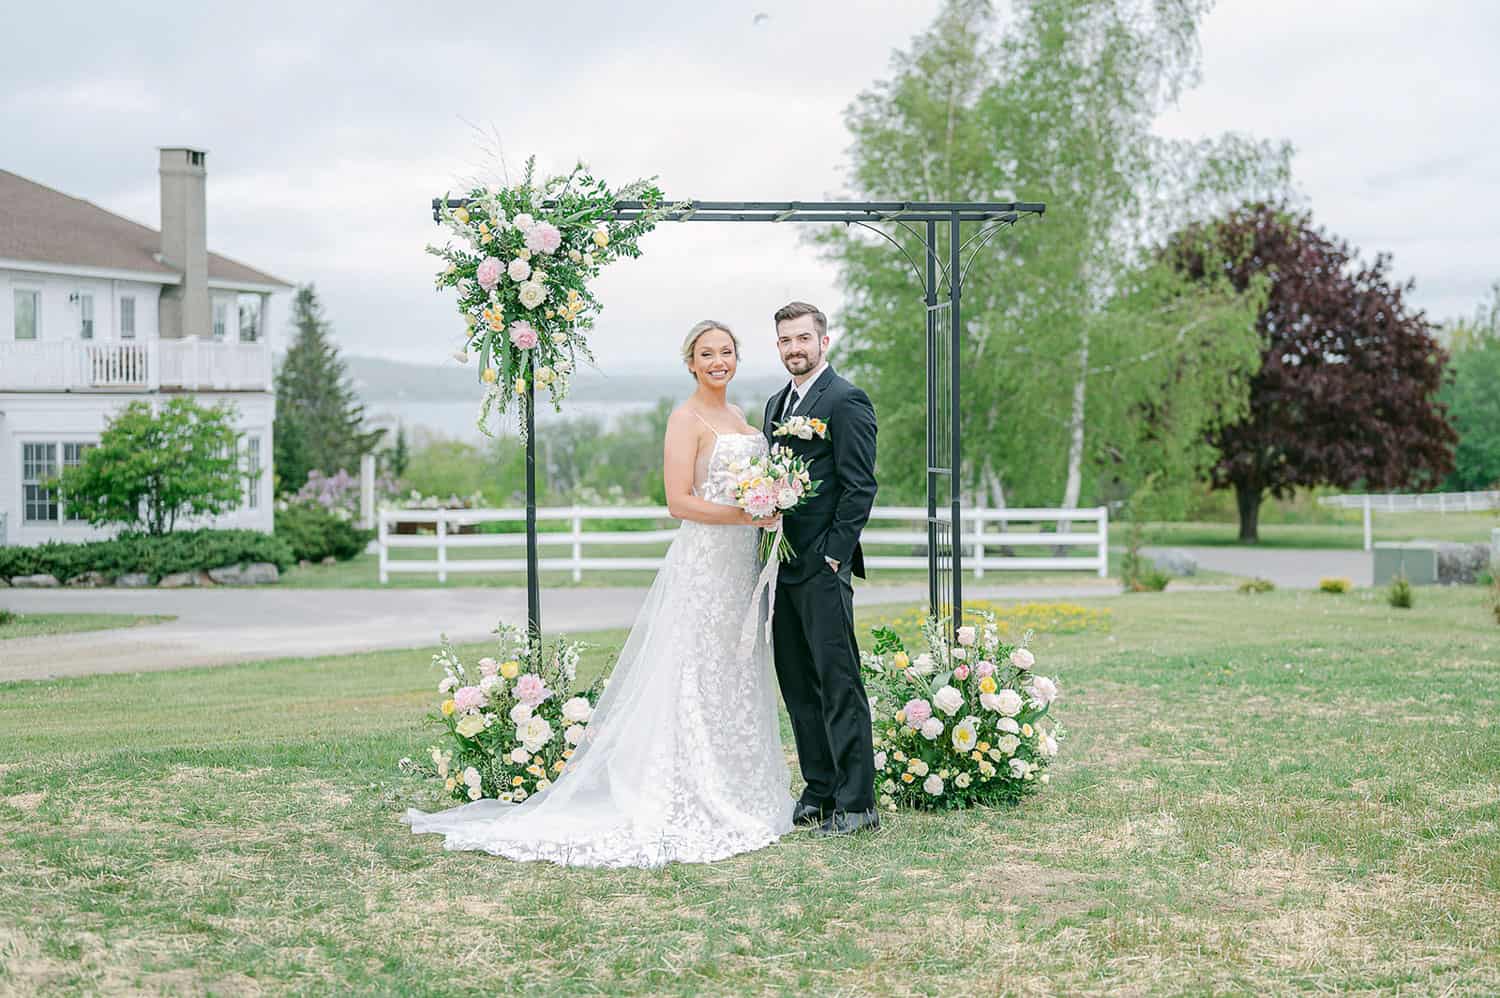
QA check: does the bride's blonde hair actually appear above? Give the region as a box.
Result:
[681,320,740,379]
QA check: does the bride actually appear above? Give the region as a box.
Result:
[403,320,795,867]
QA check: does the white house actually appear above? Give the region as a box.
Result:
[0,147,290,547]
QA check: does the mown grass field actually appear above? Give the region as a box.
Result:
[2,587,1497,994]
[0,612,174,641]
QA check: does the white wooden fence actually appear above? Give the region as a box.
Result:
[1318,490,1500,551]
[377,505,1108,583]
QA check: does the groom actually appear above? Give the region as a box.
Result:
[763,301,880,837]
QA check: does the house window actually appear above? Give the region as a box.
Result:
[62,442,94,521]
[14,289,39,340]
[244,435,261,509]
[213,301,228,340]
[120,296,136,339]
[238,296,261,342]
[79,293,95,339]
[22,443,59,523]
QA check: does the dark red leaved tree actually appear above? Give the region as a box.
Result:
[1171,203,1455,541]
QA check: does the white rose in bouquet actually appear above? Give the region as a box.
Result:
[874,750,887,770]
[509,747,531,764]
[1027,676,1059,707]
[923,774,945,796]
[562,696,593,724]
[920,717,945,741]
[1038,731,1059,758]
[518,715,553,753]
[1009,758,1032,779]
[911,653,935,676]
[509,702,534,725]
[933,685,964,717]
[1010,648,1035,671]
[994,689,1023,716]
[995,734,1021,756]
[564,724,586,746]
[996,716,1021,735]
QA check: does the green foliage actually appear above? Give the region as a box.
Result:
[0,529,293,584]
[1440,280,1500,490]
[273,503,373,563]
[55,398,245,535]
[273,285,384,495]
[383,424,411,480]
[1488,575,1500,626]
[1237,577,1276,594]
[821,0,1288,508]
[0,608,16,627]
[1120,475,1170,592]
[1319,577,1353,594]
[1388,574,1414,609]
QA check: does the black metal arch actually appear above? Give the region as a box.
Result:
[430,197,1045,641]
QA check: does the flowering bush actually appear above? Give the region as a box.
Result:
[429,157,684,437]
[861,611,1064,811]
[877,600,1110,637]
[408,623,603,805]
[291,468,398,517]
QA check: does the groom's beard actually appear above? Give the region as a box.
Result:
[782,348,821,376]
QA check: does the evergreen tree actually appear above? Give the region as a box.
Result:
[272,285,384,494]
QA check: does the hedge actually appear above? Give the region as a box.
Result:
[0,529,294,584]
[273,504,373,563]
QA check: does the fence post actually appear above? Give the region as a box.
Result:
[436,514,448,585]
[972,503,985,579]
[571,506,583,583]
[1096,506,1109,578]
[378,512,388,584]
[1363,495,1373,552]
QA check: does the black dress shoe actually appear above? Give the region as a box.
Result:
[815,808,881,837]
[792,802,830,828]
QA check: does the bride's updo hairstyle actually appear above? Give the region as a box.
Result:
[681,320,740,380]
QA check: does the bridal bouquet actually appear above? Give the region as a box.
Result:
[860,610,1064,811]
[404,623,603,805]
[732,444,820,562]
[428,157,686,438]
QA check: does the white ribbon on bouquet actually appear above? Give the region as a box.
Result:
[737,520,784,660]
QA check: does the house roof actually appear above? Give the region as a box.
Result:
[0,168,292,289]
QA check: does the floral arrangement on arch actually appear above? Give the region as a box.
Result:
[861,610,1063,811]
[403,623,603,805]
[428,157,684,438]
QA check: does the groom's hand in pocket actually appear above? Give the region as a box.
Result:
[824,556,840,572]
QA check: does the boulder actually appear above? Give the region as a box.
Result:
[1152,549,1198,577]
[66,571,108,588]
[320,555,337,566]
[115,572,152,588]
[242,562,280,584]
[11,574,60,588]
[1436,542,1491,585]
[158,571,199,588]
[298,559,311,569]
[207,564,245,585]
[194,571,217,587]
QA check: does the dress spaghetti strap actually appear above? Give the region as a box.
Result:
[690,409,722,436]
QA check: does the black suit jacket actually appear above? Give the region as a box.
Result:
[763,366,879,584]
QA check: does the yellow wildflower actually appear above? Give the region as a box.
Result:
[440,699,456,716]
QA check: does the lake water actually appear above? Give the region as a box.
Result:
[371,398,661,442]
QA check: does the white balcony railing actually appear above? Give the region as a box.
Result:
[0,338,271,392]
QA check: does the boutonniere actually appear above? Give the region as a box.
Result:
[773,416,828,441]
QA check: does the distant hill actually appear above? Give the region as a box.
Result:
[331,354,787,405]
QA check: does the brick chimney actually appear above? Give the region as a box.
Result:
[157,147,209,339]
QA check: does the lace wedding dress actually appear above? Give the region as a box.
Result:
[403,428,794,867]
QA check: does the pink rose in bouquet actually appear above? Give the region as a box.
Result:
[475,257,503,291]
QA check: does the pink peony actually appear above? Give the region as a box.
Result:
[903,698,932,727]
[478,657,499,677]
[956,625,976,646]
[743,485,777,519]
[452,685,488,713]
[952,664,970,681]
[1010,648,1035,671]
[514,673,550,707]
[525,222,562,254]
[475,257,503,291]
[974,660,995,678]
[509,321,539,349]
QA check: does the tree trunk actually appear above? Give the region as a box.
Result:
[1235,482,1262,543]
[1056,327,1089,555]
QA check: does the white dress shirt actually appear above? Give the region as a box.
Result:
[781,359,829,419]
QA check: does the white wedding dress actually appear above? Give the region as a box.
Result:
[403,428,794,867]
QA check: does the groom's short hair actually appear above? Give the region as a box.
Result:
[774,301,827,336]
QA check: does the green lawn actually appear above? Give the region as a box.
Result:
[1147,512,1498,549]
[2,588,1497,993]
[0,612,175,641]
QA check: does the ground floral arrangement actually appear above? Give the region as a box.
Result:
[403,624,603,804]
[861,610,1063,810]
[428,157,684,438]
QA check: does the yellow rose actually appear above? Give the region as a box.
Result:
[895,709,906,724]
[526,764,544,777]
[893,651,910,671]
[978,676,997,695]
[901,773,915,784]
[535,779,551,792]
[592,227,609,248]
[970,751,983,762]
[500,660,520,679]
[440,699,456,716]
[552,759,565,772]
[444,777,457,791]
[562,749,574,759]
[453,207,470,224]
[480,368,497,384]
[455,714,485,738]
[511,776,524,787]
[977,741,990,752]
[1022,723,1034,737]
[515,377,527,396]
[893,751,906,763]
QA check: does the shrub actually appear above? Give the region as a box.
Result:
[1122,550,1170,592]
[0,609,17,627]
[1488,574,1500,627]
[274,502,373,562]
[1319,577,1353,594]
[0,529,293,584]
[1238,577,1276,594]
[1387,574,1414,609]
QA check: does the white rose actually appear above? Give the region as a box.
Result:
[920,717,944,741]
[461,766,481,788]
[509,702,533,725]
[564,724,585,746]
[932,685,964,717]
[561,696,593,724]
[509,747,531,765]
[518,715,553,753]
[873,751,887,770]
[995,689,1023,716]
[912,653,935,676]
[1009,758,1031,779]
[951,646,968,660]
[1010,647,1036,671]
[923,773,944,796]
[438,676,458,694]
[996,716,1020,735]
[910,758,929,777]
[507,257,531,282]
[955,772,972,788]
[467,786,483,800]
[1027,676,1059,707]
[479,674,501,694]
[518,281,547,310]
[956,626,976,646]
[979,692,1002,712]
[513,212,536,230]
[995,734,1021,756]
[777,488,799,509]
[1038,732,1059,758]
[951,718,979,753]
[582,251,594,266]
[797,425,814,440]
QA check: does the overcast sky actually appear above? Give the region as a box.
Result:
[5,1,1497,378]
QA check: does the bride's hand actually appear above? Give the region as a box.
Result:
[753,512,782,531]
